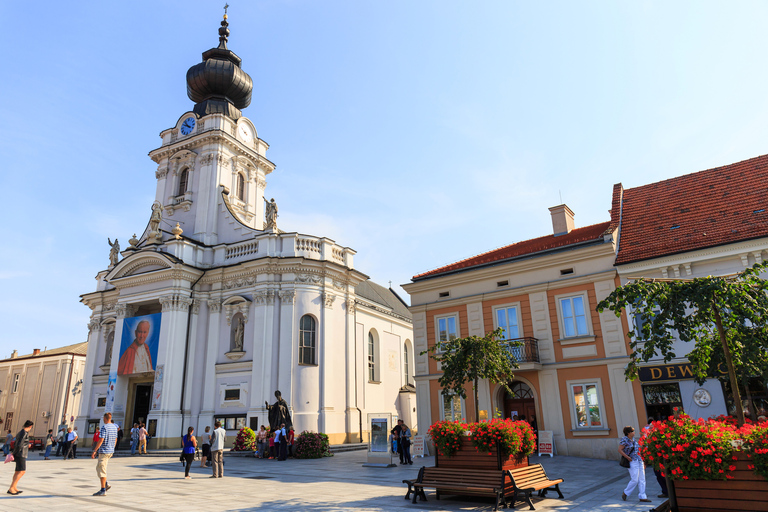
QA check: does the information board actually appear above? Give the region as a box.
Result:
[412,435,426,457]
[538,430,554,457]
[370,418,389,452]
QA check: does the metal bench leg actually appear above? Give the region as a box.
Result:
[403,483,413,500]
[524,491,535,511]
[435,489,440,500]
[494,491,502,512]
[554,484,564,499]
[419,489,428,502]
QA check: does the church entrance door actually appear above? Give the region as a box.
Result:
[132,384,152,426]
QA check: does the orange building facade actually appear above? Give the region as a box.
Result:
[404,206,646,459]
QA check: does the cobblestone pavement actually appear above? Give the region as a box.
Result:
[0,450,664,511]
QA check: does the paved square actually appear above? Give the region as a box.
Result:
[0,451,664,511]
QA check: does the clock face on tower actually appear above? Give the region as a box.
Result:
[180,117,196,135]
[238,123,253,143]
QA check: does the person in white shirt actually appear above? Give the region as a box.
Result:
[210,421,226,478]
[65,428,78,459]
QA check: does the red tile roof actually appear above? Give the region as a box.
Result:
[413,222,611,280]
[615,153,768,265]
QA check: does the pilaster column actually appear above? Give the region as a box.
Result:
[76,316,103,432]
[344,298,358,441]
[151,294,192,444]
[277,289,296,409]
[182,300,200,419]
[250,288,274,424]
[200,299,222,425]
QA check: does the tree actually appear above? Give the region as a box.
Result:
[597,262,768,425]
[423,327,521,423]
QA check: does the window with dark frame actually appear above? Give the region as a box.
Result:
[237,173,245,201]
[299,315,316,365]
[178,169,189,196]
[224,389,240,401]
[97,397,107,407]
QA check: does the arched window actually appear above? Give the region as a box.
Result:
[178,169,189,196]
[299,315,316,365]
[237,173,246,201]
[104,329,115,366]
[403,341,411,386]
[368,331,378,382]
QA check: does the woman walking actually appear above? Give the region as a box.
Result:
[400,423,413,465]
[7,420,33,495]
[256,425,267,459]
[619,425,651,503]
[181,427,197,479]
[44,429,54,460]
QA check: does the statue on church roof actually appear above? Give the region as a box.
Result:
[148,203,162,242]
[266,198,278,231]
[265,390,292,431]
[107,238,120,267]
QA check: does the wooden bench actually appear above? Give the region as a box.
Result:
[508,464,564,510]
[403,467,513,511]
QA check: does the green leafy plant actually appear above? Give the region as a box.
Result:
[232,427,256,452]
[742,421,768,479]
[597,262,768,425]
[293,431,332,459]
[427,420,466,458]
[422,328,521,423]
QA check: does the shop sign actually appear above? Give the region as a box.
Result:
[538,430,554,457]
[638,362,724,382]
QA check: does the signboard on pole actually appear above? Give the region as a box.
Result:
[538,430,554,457]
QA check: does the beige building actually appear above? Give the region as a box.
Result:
[404,205,645,460]
[0,343,88,440]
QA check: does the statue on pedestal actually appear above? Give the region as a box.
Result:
[148,203,162,242]
[265,390,292,431]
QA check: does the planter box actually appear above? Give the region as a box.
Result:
[435,437,528,471]
[670,452,768,512]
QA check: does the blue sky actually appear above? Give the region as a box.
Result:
[2,1,768,358]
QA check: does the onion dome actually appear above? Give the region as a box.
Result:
[186,14,252,120]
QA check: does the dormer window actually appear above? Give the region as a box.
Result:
[237,173,246,201]
[178,169,189,196]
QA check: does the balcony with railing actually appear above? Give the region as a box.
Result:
[505,337,541,369]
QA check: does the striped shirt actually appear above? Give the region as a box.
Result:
[99,423,119,454]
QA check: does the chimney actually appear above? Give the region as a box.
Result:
[10,350,17,359]
[549,204,575,236]
[32,349,41,356]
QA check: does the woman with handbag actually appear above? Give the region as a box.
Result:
[400,423,413,465]
[619,425,651,503]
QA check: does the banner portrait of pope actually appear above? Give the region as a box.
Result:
[118,313,161,375]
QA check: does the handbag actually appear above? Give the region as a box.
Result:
[619,442,633,468]
[4,454,13,464]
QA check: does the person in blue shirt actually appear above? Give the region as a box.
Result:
[91,413,118,496]
[181,427,197,479]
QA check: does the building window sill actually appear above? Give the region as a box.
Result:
[570,428,611,436]
[558,335,596,346]
[298,363,318,367]
[368,380,381,384]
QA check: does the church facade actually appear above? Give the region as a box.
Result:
[77,16,414,447]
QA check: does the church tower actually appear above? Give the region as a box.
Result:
[148,13,274,245]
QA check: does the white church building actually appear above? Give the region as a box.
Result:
[77,15,414,448]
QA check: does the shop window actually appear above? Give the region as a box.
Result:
[643,383,684,421]
[569,381,605,428]
[441,393,463,422]
[722,377,768,420]
[214,415,247,431]
[559,295,590,337]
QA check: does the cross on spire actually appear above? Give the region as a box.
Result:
[224,3,229,17]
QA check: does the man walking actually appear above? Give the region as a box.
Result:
[65,427,78,459]
[391,419,404,464]
[277,423,288,461]
[54,428,64,457]
[91,412,118,496]
[130,423,139,456]
[210,421,226,478]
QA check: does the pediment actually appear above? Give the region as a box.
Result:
[109,253,174,280]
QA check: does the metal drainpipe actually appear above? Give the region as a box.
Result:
[179,272,205,441]
[61,353,76,426]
